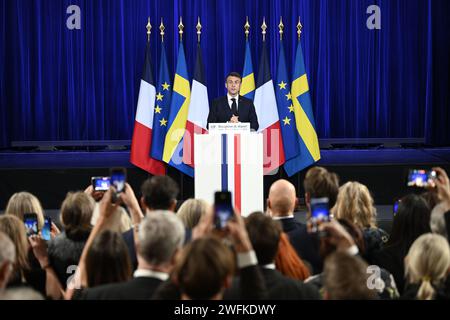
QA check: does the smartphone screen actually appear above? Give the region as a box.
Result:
[214,191,233,229]
[91,176,111,191]
[407,169,437,188]
[110,168,126,193]
[42,216,52,241]
[24,213,39,236]
[309,198,330,234]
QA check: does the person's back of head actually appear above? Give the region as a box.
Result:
[91,203,132,233]
[0,215,30,282]
[323,251,377,300]
[245,212,281,265]
[429,202,447,239]
[137,210,185,268]
[332,181,376,229]
[0,287,44,300]
[0,231,16,290]
[405,233,450,300]
[141,176,179,212]
[304,167,340,210]
[175,237,235,300]
[388,194,431,253]
[5,192,45,229]
[267,179,297,217]
[319,218,366,260]
[176,199,210,229]
[85,230,132,288]
[60,192,94,238]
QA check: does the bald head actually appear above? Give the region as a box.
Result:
[268,180,297,217]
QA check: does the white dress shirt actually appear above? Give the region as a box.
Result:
[227,93,239,111]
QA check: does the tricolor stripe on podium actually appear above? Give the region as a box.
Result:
[194,133,264,217]
[220,134,242,212]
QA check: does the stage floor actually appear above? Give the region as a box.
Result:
[1,147,449,169]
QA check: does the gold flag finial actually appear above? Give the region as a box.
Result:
[261,17,267,42]
[146,17,152,43]
[159,18,165,42]
[196,17,202,43]
[278,16,284,41]
[244,16,250,40]
[178,16,184,41]
[297,17,303,41]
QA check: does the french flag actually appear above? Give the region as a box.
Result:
[254,41,285,174]
[183,43,209,167]
[130,42,166,175]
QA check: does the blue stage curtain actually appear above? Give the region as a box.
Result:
[1,0,449,148]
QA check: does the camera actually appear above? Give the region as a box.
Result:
[214,191,234,230]
[110,168,126,193]
[407,169,437,188]
[309,198,330,235]
[41,216,52,241]
[23,213,39,237]
[91,176,111,192]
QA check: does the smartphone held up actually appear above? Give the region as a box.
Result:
[214,191,234,230]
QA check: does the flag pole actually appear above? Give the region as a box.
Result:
[159,18,165,42]
[146,17,152,43]
[261,17,267,42]
[178,17,184,42]
[278,16,284,41]
[244,16,250,41]
[297,17,302,41]
[196,17,202,43]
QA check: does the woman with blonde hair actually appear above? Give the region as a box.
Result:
[0,215,63,299]
[403,233,450,300]
[176,199,210,229]
[5,192,45,229]
[48,192,94,287]
[332,181,388,264]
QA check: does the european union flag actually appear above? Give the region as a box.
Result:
[275,41,300,162]
[162,43,194,177]
[283,40,321,176]
[151,42,172,162]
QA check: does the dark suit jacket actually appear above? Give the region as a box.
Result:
[224,268,320,300]
[207,95,259,131]
[152,265,268,300]
[76,277,163,300]
[279,217,323,275]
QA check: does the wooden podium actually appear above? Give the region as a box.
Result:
[194,124,264,217]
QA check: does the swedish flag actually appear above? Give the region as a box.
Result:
[151,42,172,162]
[284,40,321,176]
[241,41,255,100]
[162,44,194,177]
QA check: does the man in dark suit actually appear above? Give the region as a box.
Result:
[77,211,185,300]
[224,213,320,300]
[267,179,323,275]
[207,72,259,131]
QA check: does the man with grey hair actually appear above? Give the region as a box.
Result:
[0,232,15,291]
[78,211,185,300]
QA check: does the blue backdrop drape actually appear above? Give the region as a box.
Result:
[1,0,449,148]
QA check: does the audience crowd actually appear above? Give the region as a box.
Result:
[1,166,450,301]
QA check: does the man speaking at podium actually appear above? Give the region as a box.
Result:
[207,72,259,131]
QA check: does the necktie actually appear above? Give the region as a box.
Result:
[231,98,238,116]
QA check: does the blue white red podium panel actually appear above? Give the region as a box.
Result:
[194,133,264,217]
